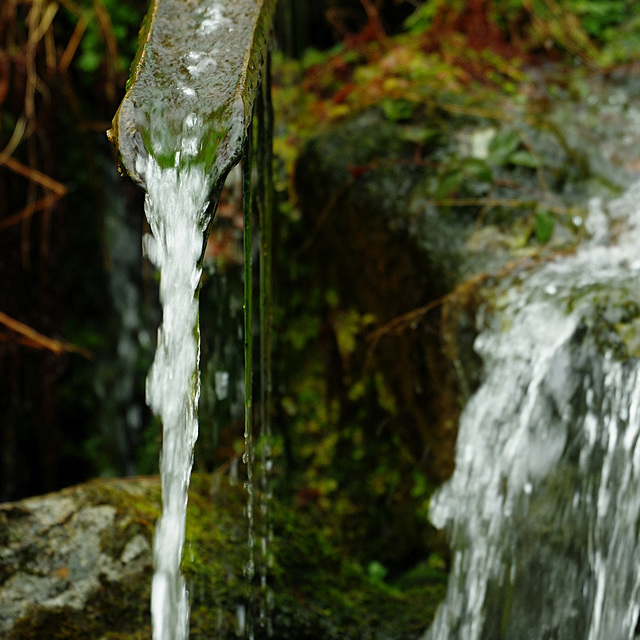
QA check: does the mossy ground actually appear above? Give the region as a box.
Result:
[6,473,446,639]
[183,473,447,639]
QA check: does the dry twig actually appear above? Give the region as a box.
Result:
[0,310,92,358]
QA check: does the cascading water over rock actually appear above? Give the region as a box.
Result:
[425,181,640,640]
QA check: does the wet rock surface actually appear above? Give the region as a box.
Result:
[0,477,157,638]
[294,109,478,481]
[425,180,640,639]
[295,109,468,307]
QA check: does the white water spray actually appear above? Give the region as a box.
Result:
[425,182,640,639]
[140,155,212,640]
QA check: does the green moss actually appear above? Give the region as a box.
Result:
[180,473,447,639]
[6,467,445,639]
[10,568,153,640]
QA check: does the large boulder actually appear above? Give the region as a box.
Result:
[294,109,478,482]
[0,477,157,638]
[287,88,635,578]
[291,77,635,485]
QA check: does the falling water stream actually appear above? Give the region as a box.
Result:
[141,156,212,640]
[425,181,640,639]
[110,0,275,638]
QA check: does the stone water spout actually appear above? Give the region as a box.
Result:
[108,1,275,638]
[109,0,275,192]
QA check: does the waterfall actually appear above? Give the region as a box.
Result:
[425,182,640,639]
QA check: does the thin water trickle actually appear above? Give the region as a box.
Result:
[257,63,275,637]
[140,155,212,640]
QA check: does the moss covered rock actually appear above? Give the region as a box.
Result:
[0,477,158,639]
[0,472,446,639]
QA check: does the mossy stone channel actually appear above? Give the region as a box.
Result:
[110,0,276,192]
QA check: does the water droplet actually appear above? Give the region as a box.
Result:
[236,604,246,635]
[215,370,230,399]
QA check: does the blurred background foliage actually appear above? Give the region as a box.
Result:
[0,0,149,500]
[1,0,640,576]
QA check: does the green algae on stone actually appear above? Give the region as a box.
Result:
[109,0,276,189]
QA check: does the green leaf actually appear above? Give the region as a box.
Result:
[534,209,555,243]
[461,157,493,182]
[301,47,332,69]
[436,169,464,198]
[510,149,540,168]
[399,125,439,145]
[488,129,521,166]
[367,561,388,585]
[380,98,415,122]
[77,48,102,73]
[404,0,450,34]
